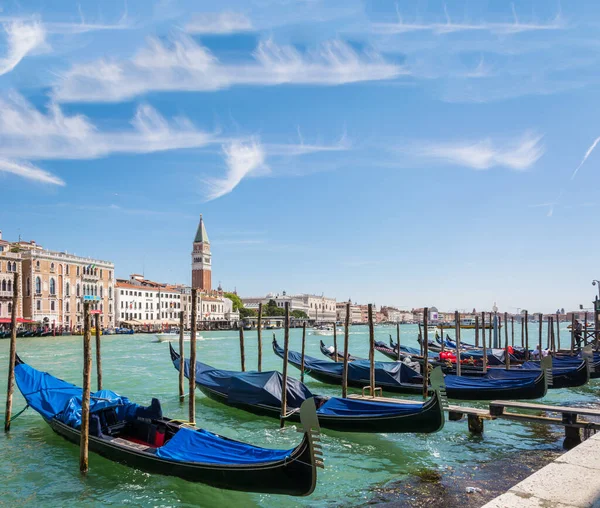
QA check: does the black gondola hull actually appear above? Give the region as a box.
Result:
[198,383,444,434]
[48,418,316,496]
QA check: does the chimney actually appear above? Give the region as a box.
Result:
[0,230,2,240]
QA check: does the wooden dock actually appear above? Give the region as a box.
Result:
[348,393,600,447]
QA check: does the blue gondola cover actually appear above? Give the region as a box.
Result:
[155,427,294,464]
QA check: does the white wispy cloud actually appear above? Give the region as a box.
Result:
[185,11,252,34]
[53,35,404,103]
[570,136,600,180]
[373,6,564,35]
[408,132,544,171]
[0,158,64,186]
[204,139,268,201]
[203,131,350,201]
[0,20,45,76]
[0,94,217,160]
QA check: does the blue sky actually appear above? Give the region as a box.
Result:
[0,0,599,313]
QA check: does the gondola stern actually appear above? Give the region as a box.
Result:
[429,366,448,431]
[298,398,322,496]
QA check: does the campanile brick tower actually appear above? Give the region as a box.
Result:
[191,214,211,291]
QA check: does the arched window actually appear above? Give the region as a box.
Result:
[8,302,12,315]
[49,278,56,295]
[1,280,5,292]
[36,260,40,270]
[50,301,55,312]
[65,282,70,297]
[76,284,80,297]
[26,277,30,296]
[7,280,11,293]
[50,262,55,271]
[36,300,41,311]
[109,287,112,299]
[100,286,103,298]
[35,277,41,294]
[66,302,70,313]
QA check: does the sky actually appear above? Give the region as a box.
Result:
[0,0,599,313]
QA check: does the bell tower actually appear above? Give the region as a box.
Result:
[192,214,211,292]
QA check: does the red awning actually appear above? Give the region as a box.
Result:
[0,318,37,324]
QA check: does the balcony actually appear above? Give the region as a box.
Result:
[0,290,13,298]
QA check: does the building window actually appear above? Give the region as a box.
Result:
[8,302,12,315]
[77,284,80,297]
[50,301,55,312]
[65,282,70,297]
[36,300,41,311]
[66,302,70,313]
[35,277,41,294]
[100,269,103,278]
[66,264,70,275]
[109,287,112,299]
[50,262,55,272]
[1,280,5,292]
[26,277,30,296]
[36,260,40,270]
[7,280,12,293]
[49,278,56,295]
[77,266,80,276]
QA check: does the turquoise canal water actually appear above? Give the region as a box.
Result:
[0,324,597,507]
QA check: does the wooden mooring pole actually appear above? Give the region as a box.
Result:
[280,302,290,428]
[571,313,575,354]
[504,312,510,370]
[440,324,445,353]
[396,322,401,361]
[94,313,102,391]
[454,310,461,376]
[333,322,338,362]
[178,311,184,400]
[239,326,246,372]
[368,304,375,397]
[556,312,561,351]
[475,316,479,348]
[511,316,515,347]
[300,321,306,383]
[488,312,492,348]
[4,272,19,433]
[189,288,197,425]
[342,302,350,398]
[257,303,263,372]
[525,311,530,360]
[481,311,487,372]
[584,313,588,349]
[418,323,423,357]
[423,308,429,399]
[538,313,543,358]
[80,301,92,474]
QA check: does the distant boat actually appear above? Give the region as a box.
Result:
[156,331,203,343]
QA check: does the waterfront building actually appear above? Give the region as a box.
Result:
[116,274,239,329]
[20,248,115,330]
[191,214,211,292]
[0,231,22,322]
[242,292,309,315]
[297,294,336,321]
[115,276,183,327]
[336,300,362,324]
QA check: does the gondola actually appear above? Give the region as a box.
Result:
[14,354,321,496]
[169,344,446,434]
[319,340,361,362]
[273,339,549,401]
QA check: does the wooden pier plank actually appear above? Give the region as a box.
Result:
[490,400,600,417]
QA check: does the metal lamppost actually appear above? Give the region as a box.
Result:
[592,280,600,300]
